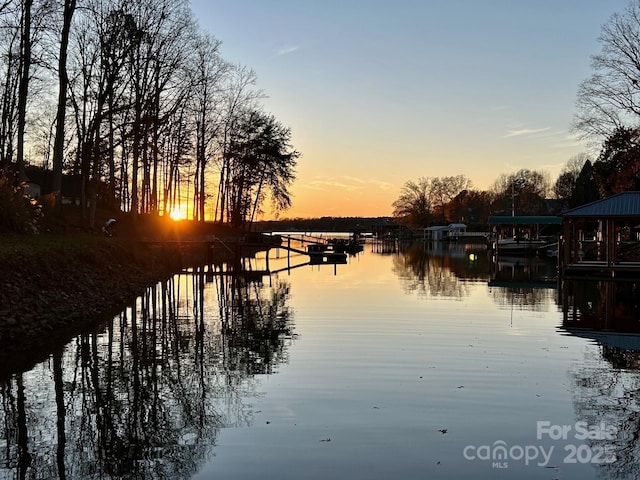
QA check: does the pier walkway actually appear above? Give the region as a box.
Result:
[273,233,348,264]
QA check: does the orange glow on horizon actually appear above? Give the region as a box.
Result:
[277,188,396,219]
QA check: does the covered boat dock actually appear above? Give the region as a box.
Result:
[560,192,640,278]
[488,215,562,256]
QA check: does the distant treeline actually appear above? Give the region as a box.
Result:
[253,217,396,233]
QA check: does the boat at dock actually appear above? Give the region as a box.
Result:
[488,215,562,257]
[494,236,555,256]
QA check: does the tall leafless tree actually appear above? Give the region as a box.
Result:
[15,0,33,179]
[51,0,76,205]
[574,1,640,142]
[0,2,21,170]
[189,32,227,222]
[0,0,300,229]
[214,65,262,224]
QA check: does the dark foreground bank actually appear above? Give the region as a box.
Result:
[0,234,179,355]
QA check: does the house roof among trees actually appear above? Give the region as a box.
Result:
[562,191,640,218]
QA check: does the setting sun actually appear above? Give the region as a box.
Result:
[169,205,187,221]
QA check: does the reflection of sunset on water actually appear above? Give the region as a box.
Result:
[3,241,640,479]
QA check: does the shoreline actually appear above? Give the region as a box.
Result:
[0,234,180,365]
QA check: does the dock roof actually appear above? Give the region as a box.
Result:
[562,191,640,218]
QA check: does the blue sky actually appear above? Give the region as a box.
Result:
[189,0,630,218]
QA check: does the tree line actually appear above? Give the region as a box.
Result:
[394,0,640,230]
[392,170,552,229]
[392,142,638,230]
[0,0,299,230]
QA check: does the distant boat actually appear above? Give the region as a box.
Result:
[488,215,562,256]
[495,237,551,255]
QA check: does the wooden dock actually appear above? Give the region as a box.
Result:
[138,232,282,267]
[276,233,348,264]
[562,261,640,280]
[138,232,358,279]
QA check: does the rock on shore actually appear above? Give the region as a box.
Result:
[0,235,179,352]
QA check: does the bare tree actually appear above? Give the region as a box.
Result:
[214,64,262,223]
[67,0,138,224]
[393,175,471,227]
[447,189,493,224]
[491,169,551,215]
[189,31,227,222]
[430,175,471,223]
[64,0,198,226]
[51,0,76,205]
[574,1,640,141]
[392,177,433,229]
[0,0,54,179]
[553,152,590,202]
[0,0,301,228]
[124,0,195,221]
[0,2,21,170]
[15,0,33,179]
[145,0,195,216]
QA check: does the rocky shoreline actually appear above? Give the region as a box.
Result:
[0,235,180,358]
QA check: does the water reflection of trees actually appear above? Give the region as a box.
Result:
[488,256,559,312]
[0,270,294,479]
[562,280,640,332]
[216,273,295,375]
[570,347,640,479]
[390,242,562,309]
[391,243,489,298]
[564,280,640,479]
[488,286,558,312]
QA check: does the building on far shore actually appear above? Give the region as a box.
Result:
[423,223,467,241]
[423,223,489,242]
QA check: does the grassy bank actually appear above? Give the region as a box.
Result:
[0,233,179,354]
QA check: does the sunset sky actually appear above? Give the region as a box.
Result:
[189,0,630,219]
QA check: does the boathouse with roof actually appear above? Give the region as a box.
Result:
[561,191,640,277]
[487,215,562,256]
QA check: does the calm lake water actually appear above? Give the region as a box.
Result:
[2,238,640,479]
